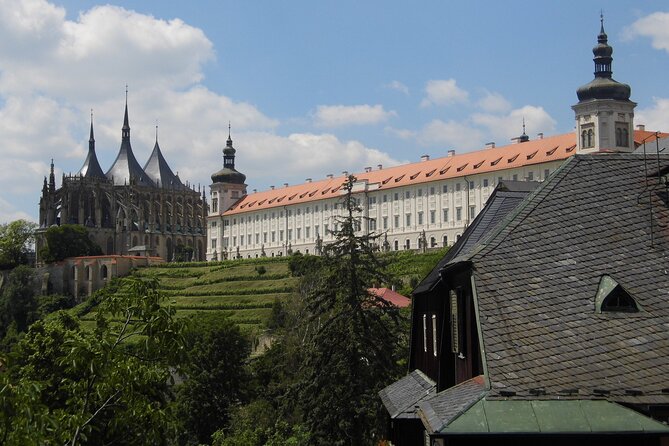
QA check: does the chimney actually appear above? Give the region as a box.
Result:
[485,142,495,149]
[511,137,521,144]
[253,189,257,193]
[447,150,455,157]
[636,124,646,131]
[364,166,372,173]
[537,132,544,139]
[421,154,430,162]
[306,178,312,183]
[270,185,275,190]
[342,171,348,176]
[283,183,289,188]
[326,174,333,179]
[377,164,383,170]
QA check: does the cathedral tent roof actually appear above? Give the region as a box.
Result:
[106,138,155,187]
[77,119,105,179]
[143,140,184,189]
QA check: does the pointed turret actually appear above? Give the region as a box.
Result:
[77,111,105,178]
[105,90,155,187]
[49,159,56,192]
[143,126,184,189]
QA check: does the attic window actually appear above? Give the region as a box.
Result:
[566,144,576,153]
[381,176,393,185]
[410,171,421,180]
[394,174,405,182]
[508,154,519,163]
[595,275,640,313]
[457,163,468,172]
[425,169,436,177]
[546,146,558,156]
[490,157,502,166]
[527,150,538,160]
[473,161,484,169]
[439,166,451,175]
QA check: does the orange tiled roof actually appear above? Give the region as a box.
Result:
[223,130,663,216]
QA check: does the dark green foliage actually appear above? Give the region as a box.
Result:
[255,265,267,276]
[295,176,405,445]
[1,276,187,444]
[267,298,287,330]
[0,265,37,338]
[288,252,322,277]
[36,293,76,318]
[0,220,37,269]
[39,224,102,263]
[176,313,251,445]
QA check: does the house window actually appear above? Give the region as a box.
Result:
[430,186,435,195]
[383,195,387,203]
[456,207,462,221]
[450,290,461,354]
[255,234,260,244]
[212,198,218,213]
[280,230,284,241]
[430,210,436,224]
[271,231,276,242]
[382,216,388,229]
[394,215,400,228]
[469,206,476,220]
[394,193,399,201]
[417,189,423,197]
[406,214,411,226]
[443,235,448,246]
[423,314,428,353]
[405,239,410,250]
[528,171,534,181]
[512,174,518,181]
[443,209,449,221]
[442,184,448,193]
[468,181,474,190]
[305,227,310,238]
[405,191,411,199]
[288,229,292,240]
[483,179,489,187]
[430,237,436,248]
[418,212,423,225]
[432,314,438,357]
[211,239,217,249]
[368,219,377,231]
[394,240,399,251]
[456,183,461,192]
[297,228,301,239]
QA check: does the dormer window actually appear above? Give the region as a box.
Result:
[595,275,640,313]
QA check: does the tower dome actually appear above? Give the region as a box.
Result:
[576,16,631,102]
[211,126,246,184]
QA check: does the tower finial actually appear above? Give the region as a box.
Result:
[519,117,529,142]
[122,86,130,139]
[155,119,159,143]
[226,122,233,147]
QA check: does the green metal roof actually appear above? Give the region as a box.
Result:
[440,399,669,434]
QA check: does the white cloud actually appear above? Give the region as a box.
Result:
[477,91,512,113]
[471,105,556,143]
[384,80,409,95]
[635,97,669,132]
[624,12,669,53]
[313,104,397,127]
[418,119,484,150]
[384,126,415,140]
[420,79,469,107]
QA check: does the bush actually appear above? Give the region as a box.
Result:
[39,224,102,263]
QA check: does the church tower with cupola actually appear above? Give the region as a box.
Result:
[573,15,636,153]
[207,125,247,260]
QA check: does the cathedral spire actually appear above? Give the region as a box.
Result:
[49,158,55,192]
[122,85,130,140]
[89,109,95,151]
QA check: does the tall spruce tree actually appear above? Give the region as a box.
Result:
[297,175,403,445]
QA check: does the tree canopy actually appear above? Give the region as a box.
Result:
[39,224,102,263]
[0,220,37,269]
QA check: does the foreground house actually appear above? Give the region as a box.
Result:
[381,153,669,445]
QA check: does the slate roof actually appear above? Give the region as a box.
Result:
[419,375,486,433]
[379,369,436,420]
[412,180,540,295]
[456,153,669,405]
[77,146,105,179]
[143,141,184,189]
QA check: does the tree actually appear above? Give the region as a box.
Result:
[1,276,187,445]
[296,176,404,445]
[0,265,37,339]
[39,224,102,263]
[0,220,37,269]
[176,313,251,445]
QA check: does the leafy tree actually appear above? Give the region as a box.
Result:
[0,265,37,339]
[39,224,102,263]
[255,265,267,276]
[1,276,187,445]
[176,313,251,444]
[296,176,404,445]
[0,220,37,269]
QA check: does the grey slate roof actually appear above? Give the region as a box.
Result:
[77,147,105,179]
[413,180,540,295]
[143,141,184,189]
[460,154,669,405]
[379,369,436,420]
[419,375,485,433]
[106,138,155,187]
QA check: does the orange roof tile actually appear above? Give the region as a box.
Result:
[223,130,662,216]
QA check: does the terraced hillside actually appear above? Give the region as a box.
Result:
[132,259,298,334]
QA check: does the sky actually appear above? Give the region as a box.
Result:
[2,0,669,223]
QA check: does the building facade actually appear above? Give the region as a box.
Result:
[38,99,207,263]
[205,19,663,261]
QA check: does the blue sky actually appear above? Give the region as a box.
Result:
[2,0,669,222]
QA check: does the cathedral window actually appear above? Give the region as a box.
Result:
[615,124,629,147]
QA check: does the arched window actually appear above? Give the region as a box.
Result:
[595,275,640,313]
[100,265,108,280]
[581,130,587,148]
[405,239,411,250]
[615,128,623,146]
[430,237,436,248]
[622,128,629,147]
[86,266,92,281]
[587,129,594,148]
[394,240,399,251]
[443,235,448,247]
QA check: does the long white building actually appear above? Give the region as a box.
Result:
[206,21,663,260]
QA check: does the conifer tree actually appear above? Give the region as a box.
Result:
[297,175,403,445]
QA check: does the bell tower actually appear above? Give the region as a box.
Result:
[572,15,636,153]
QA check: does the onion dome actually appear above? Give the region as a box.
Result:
[211,126,246,185]
[77,112,105,179]
[576,16,631,102]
